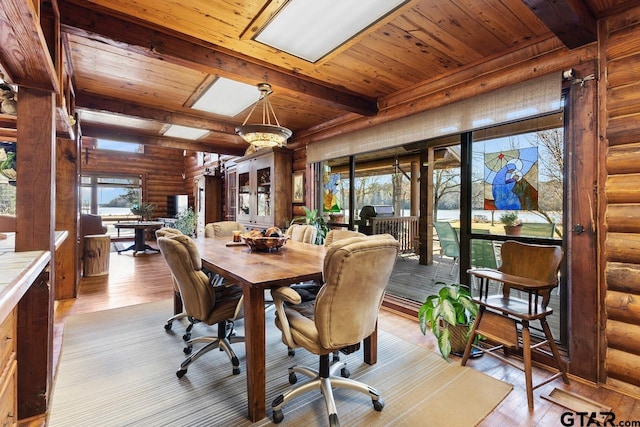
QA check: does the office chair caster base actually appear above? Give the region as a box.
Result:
[182,332,191,341]
[183,345,192,355]
[272,408,284,424]
[232,367,241,375]
[164,322,173,331]
[372,398,384,411]
[176,368,187,378]
[329,413,339,427]
[288,347,295,356]
[288,372,297,384]
[340,367,350,378]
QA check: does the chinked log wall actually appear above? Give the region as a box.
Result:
[82,145,186,218]
[602,6,640,397]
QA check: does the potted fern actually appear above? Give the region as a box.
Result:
[418,283,478,360]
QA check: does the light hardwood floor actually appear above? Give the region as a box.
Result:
[37,249,640,426]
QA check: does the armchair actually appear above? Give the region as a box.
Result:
[270,234,400,425]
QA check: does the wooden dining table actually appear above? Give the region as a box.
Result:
[192,236,380,422]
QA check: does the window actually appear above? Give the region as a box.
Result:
[96,139,144,154]
[81,174,143,237]
[314,110,566,344]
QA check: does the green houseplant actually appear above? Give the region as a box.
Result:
[130,202,156,221]
[291,206,328,245]
[174,207,196,236]
[500,211,522,236]
[418,283,478,360]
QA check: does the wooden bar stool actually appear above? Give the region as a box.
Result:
[461,240,569,410]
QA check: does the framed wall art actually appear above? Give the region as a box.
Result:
[292,171,304,203]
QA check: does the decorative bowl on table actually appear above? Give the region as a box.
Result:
[242,234,288,252]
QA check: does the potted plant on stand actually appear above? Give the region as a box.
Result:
[130,202,156,221]
[500,211,522,236]
[418,283,478,360]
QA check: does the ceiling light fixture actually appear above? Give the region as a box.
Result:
[235,83,292,148]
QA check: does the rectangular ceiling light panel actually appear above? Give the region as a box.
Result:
[256,0,407,63]
[192,77,260,117]
[163,124,209,140]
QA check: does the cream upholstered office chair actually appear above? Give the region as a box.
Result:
[156,227,195,338]
[204,221,243,238]
[324,229,365,246]
[270,234,400,425]
[203,221,243,288]
[285,228,366,357]
[157,234,244,378]
[461,240,568,410]
[285,223,317,244]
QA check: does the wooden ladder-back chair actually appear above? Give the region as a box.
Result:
[461,240,569,410]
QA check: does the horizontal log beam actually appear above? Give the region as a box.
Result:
[0,0,59,92]
[607,142,640,175]
[607,262,640,294]
[606,232,640,264]
[606,290,640,325]
[606,174,640,203]
[76,93,237,134]
[606,204,640,233]
[522,0,597,49]
[607,319,640,355]
[58,1,377,116]
[606,347,640,387]
[80,123,246,156]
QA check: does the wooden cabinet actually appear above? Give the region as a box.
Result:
[0,309,17,427]
[236,148,292,230]
[195,176,223,237]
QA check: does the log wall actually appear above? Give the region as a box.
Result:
[602,5,640,397]
[81,145,186,218]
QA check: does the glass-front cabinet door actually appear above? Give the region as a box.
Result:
[234,147,292,230]
[237,161,251,224]
[254,155,273,225]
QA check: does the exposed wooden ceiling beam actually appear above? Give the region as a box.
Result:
[0,0,59,92]
[522,0,596,49]
[76,93,238,135]
[80,123,246,156]
[58,1,378,116]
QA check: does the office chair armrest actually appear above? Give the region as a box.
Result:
[271,286,302,305]
[270,287,302,348]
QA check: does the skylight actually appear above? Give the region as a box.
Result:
[191,77,260,117]
[255,0,407,63]
[163,125,209,140]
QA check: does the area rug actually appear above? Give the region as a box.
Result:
[49,300,512,426]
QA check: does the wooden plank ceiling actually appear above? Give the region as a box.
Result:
[46,0,636,155]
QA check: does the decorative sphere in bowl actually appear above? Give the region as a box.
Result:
[242,234,288,252]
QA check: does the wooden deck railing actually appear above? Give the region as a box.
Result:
[371,216,419,254]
